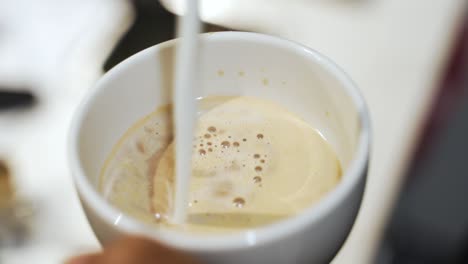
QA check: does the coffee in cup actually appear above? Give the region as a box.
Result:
[100,95,342,233]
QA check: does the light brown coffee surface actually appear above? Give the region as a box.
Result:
[100,96,341,233]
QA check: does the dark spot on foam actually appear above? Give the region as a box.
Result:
[144,126,154,133]
[208,126,217,133]
[214,181,232,197]
[233,197,246,208]
[221,141,230,148]
[136,141,145,153]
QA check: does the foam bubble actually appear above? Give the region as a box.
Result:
[233,197,246,208]
[221,141,231,148]
[154,213,163,223]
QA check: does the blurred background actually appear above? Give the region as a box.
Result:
[0,0,467,263]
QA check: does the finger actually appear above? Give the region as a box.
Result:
[104,236,199,264]
[65,253,101,264]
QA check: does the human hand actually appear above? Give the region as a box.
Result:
[66,236,199,264]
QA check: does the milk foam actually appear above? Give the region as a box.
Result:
[100,96,342,233]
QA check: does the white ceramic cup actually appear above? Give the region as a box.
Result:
[69,32,370,264]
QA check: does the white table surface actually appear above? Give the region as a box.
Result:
[1,0,466,263]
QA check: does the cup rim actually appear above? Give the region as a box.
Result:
[68,31,370,251]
